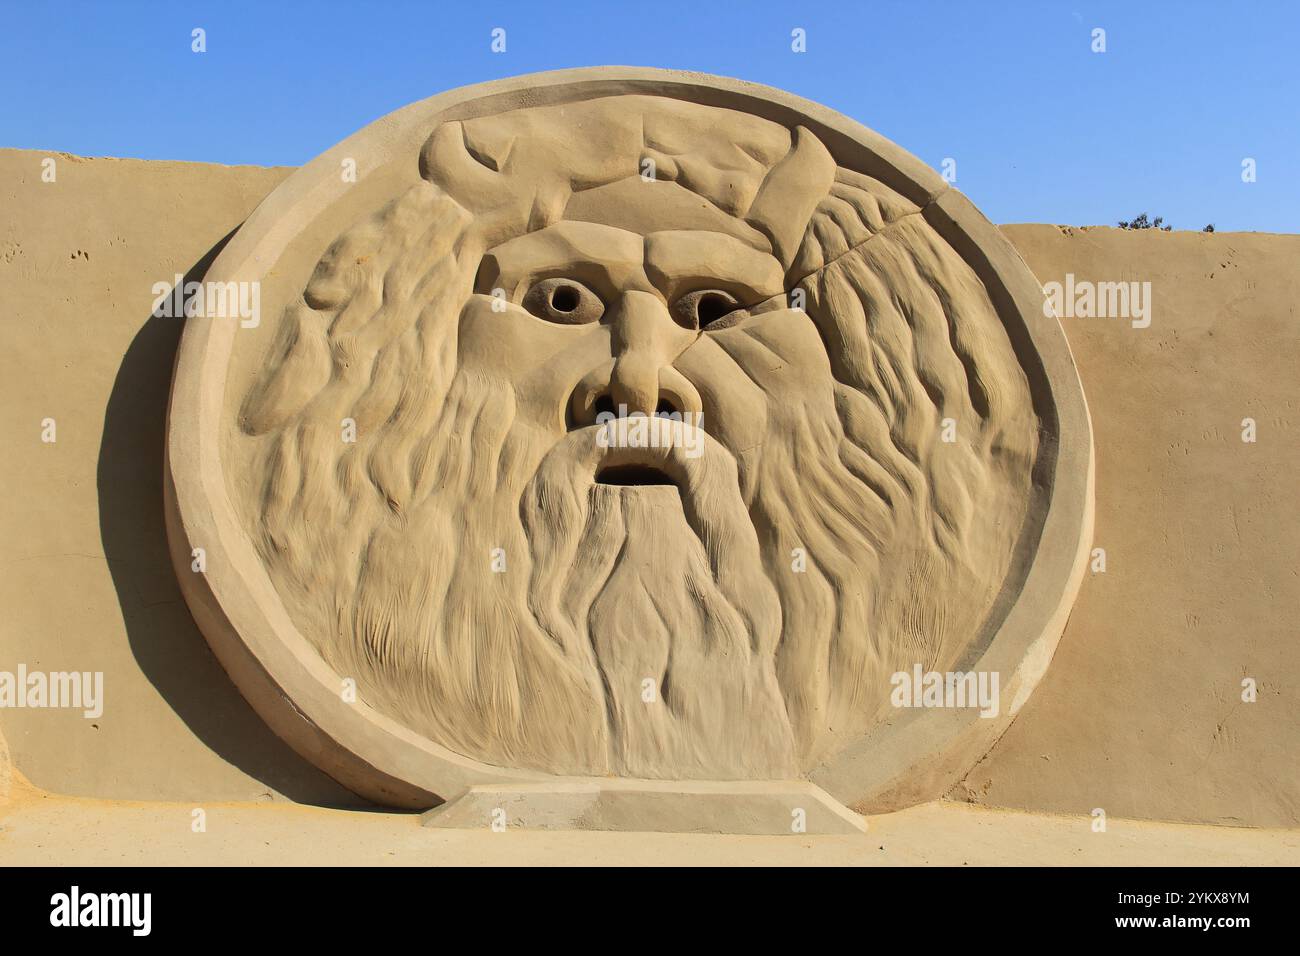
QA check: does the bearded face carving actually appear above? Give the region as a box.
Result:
[233,94,1040,783]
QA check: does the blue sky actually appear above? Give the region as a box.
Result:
[3,1,1296,232]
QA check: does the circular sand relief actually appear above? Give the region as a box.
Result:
[166,68,1092,810]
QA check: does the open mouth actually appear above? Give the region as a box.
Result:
[595,464,677,487]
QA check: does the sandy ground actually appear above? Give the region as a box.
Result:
[1,776,1295,866]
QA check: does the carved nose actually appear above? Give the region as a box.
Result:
[570,291,702,427]
[607,291,696,416]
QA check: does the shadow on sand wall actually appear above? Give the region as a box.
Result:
[95,230,372,809]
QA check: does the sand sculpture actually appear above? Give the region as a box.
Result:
[165,69,1092,828]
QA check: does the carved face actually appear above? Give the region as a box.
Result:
[464,219,828,482]
[238,95,1039,780]
[470,222,787,426]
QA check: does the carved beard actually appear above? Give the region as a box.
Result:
[521,424,797,779]
[317,363,897,781]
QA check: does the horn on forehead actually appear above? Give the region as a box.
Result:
[743,125,837,270]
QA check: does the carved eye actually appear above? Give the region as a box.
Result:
[522,277,604,324]
[673,289,747,330]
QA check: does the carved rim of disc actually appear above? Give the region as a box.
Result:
[165,67,1093,811]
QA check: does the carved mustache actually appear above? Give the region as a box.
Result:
[528,420,739,503]
[522,420,767,588]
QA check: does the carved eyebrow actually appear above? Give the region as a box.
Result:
[643,231,786,304]
[474,222,646,300]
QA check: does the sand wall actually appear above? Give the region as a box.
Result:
[963,223,1300,827]
[1,149,1295,824]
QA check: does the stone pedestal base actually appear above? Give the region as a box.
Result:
[421,779,867,835]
